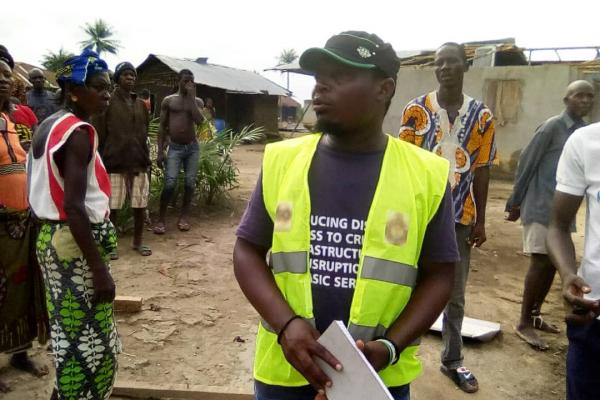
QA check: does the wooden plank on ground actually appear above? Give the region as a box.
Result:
[114,296,143,313]
[112,381,253,400]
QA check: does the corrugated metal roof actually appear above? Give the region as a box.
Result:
[264,61,312,76]
[400,43,526,66]
[139,54,290,96]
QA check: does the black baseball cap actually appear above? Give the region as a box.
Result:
[299,31,400,79]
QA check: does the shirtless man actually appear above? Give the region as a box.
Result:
[154,69,204,233]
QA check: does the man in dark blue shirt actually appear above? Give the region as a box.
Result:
[25,68,57,122]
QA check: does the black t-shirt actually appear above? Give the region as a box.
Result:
[236,141,459,397]
[308,144,387,332]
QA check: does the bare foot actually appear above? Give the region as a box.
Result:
[515,326,549,351]
[177,218,190,232]
[0,378,10,393]
[132,244,152,256]
[10,352,49,377]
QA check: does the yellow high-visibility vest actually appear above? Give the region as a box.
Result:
[256,133,449,387]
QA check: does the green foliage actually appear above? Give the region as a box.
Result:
[41,48,75,73]
[197,125,265,205]
[80,19,120,56]
[148,120,265,206]
[112,120,264,232]
[277,49,299,65]
[113,202,134,233]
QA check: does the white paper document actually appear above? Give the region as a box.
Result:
[315,320,393,400]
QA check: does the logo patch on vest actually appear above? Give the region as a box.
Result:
[274,202,293,232]
[385,211,409,246]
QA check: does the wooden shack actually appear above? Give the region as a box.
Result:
[136,55,290,134]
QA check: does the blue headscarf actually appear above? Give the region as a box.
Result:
[56,47,108,87]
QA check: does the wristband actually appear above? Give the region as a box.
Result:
[277,315,303,344]
[374,336,400,365]
[375,338,396,367]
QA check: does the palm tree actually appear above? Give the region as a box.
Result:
[41,48,75,72]
[277,49,299,66]
[80,19,120,56]
[276,49,298,90]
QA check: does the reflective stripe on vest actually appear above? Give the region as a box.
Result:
[270,251,308,274]
[361,256,417,287]
[270,253,417,287]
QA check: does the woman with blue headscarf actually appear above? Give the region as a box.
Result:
[28,48,120,400]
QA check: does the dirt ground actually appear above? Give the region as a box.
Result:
[1,143,585,400]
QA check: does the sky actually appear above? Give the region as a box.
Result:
[2,0,599,101]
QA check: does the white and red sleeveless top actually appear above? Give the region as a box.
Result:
[28,111,111,223]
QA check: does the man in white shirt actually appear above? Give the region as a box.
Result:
[547,121,600,400]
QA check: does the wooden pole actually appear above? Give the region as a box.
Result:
[112,381,254,400]
[293,101,311,132]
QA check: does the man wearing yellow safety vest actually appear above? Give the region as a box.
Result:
[234,31,459,400]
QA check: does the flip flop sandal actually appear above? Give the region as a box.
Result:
[177,222,190,232]
[440,365,479,393]
[133,245,152,256]
[109,250,119,260]
[532,314,561,333]
[515,328,549,351]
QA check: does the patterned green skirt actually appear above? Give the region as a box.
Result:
[36,220,121,400]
